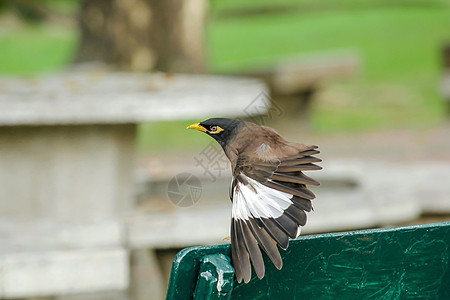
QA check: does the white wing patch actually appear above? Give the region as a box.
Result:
[231,175,293,220]
[296,226,302,238]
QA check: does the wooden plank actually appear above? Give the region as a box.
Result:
[166,222,450,299]
[56,291,128,300]
[128,205,231,249]
[237,51,360,95]
[0,219,124,252]
[271,53,360,95]
[129,160,437,250]
[0,248,128,298]
[0,72,268,126]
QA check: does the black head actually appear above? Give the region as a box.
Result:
[187,118,244,149]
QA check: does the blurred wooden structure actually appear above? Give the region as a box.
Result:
[0,71,267,300]
[441,44,450,113]
[235,51,360,120]
[167,222,450,299]
[131,158,450,298]
[130,159,450,251]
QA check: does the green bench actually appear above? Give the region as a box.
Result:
[167,222,450,299]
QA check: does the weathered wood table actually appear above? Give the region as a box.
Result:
[0,71,267,299]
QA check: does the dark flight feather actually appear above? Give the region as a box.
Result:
[247,218,282,270]
[238,220,265,279]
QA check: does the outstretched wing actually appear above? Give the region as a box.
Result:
[230,146,321,283]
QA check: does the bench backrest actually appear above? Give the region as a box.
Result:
[167,222,450,299]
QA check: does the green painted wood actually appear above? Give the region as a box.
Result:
[166,222,450,300]
[193,254,234,300]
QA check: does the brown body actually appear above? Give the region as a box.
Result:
[225,122,314,172]
[188,118,321,283]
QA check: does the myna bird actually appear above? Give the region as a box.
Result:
[187,118,321,283]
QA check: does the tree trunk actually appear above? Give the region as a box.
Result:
[75,0,207,73]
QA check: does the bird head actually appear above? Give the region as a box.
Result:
[187,118,243,149]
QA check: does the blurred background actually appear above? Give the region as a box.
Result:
[0,0,449,299]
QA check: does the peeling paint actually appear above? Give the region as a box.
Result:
[200,271,213,281]
[217,269,224,293]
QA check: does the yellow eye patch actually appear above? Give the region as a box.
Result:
[209,126,224,134]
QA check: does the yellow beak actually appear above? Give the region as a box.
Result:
[187,122,207,132]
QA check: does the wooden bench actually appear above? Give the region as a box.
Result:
[229,51,360,120]
[166,222,450,299]
[0,70,268,300]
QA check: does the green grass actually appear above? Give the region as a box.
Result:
[137,120,212,155]
[0,2,449,151]
[210,7,450,80]
[0,25,77,75]
[208,6,450,132]
[211,0,450,14]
